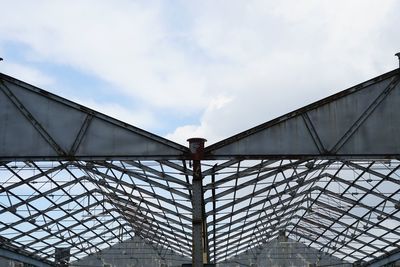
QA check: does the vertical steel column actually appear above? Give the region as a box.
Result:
[212,168,216,263]
[188,138,207,267]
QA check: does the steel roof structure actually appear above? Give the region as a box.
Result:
[1,67,400,266]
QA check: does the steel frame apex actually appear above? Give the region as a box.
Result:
[1,67,400,266]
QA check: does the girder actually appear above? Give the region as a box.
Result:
[1,69,400,266]
[206,69,400,159]
[0,73,189,161]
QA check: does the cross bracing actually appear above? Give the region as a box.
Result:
[1,69,400,266]
[0,160,194,262]
[201,159,400,263]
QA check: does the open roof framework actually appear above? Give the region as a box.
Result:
[1,68,400,266]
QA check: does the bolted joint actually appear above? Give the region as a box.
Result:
[187,138,207,160]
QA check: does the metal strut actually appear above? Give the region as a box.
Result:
[188,138,208,267]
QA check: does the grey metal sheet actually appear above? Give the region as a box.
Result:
[206,70,400,159]
[308,78,389,152]
[339,80,400,155]
[0,84,57,158]
[6,80,87,153]
[0,73,189,160]
[1,67,400,267]
[76,117,184,158]
[206,115,320,156]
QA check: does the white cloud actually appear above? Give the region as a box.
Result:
[166,0,400,144]
[0,62,54,87]
[0,63,158,131]
[1,0,399,143]
[165,95,233,144]
[0,0,209,111]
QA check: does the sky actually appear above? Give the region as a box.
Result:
[0,0,399,146]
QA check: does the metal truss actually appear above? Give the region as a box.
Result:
[0,160,193,263]
[201,159,400,263]
[1,158,400,265]
[1,69,400,266]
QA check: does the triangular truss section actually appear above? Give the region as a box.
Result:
[1,68,400,266]
[0,73,189,161]
[205,69,400,159]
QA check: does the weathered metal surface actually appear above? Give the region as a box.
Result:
[0,247,52,267]
[205,69,400,159]
[188,138,208,267]
[1,68,400,267]
[0,73,189,160]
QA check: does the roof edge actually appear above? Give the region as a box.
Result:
[205,68,400,154]
[0,72,189,154]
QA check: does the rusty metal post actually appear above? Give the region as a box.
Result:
[187,138,207,267]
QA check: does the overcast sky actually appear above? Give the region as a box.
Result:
[0,0,399,145]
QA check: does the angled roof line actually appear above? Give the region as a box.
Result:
[205,68,400,158]
[0,72,189,160]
